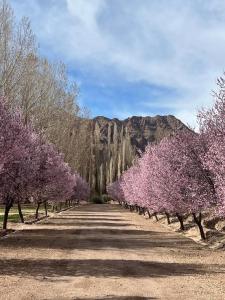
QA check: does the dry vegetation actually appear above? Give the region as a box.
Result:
[0,0,91,178]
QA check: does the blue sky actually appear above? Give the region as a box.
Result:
[10,0,225,127]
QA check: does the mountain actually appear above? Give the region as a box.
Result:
[84,115,187,194]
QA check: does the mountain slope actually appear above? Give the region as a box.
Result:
[86,115,187,194]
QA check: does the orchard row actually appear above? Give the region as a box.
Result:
[107,77,225,240]
[0,99,90,230]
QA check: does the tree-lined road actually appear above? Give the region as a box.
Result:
[0,204,225,300]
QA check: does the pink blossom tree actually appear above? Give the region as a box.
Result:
[72,174,90,203]
[108,129,215,239]
[153,131,215,237]
[0,98,89,228]
[107,178,124,204]
[198,75,225,217]
[0,100,41,228]
[32,142,77,218]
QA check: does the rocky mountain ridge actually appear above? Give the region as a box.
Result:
[84,115,187,194]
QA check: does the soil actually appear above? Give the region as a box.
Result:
[0,203,225,300]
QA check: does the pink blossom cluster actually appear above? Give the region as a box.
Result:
[0,98,90,228]
[107,130,215,239]
[108,130,214,214]
[71,172,91,203]
[198,76,225,216]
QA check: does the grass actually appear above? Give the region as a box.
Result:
[0,204,45,225]
[0,202,72,229]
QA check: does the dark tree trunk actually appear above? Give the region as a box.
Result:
[154,213,158,221]
[176,213,184,230]
[165,212,171,224]
[138,207,143,215]
[17,203,24,223]
[147,210,151,218]
[193,212,206,240]
[44,202,48,216]
[3,201,13,230]
[35,202,40,219]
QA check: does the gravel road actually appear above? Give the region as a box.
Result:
[0,204,225,300]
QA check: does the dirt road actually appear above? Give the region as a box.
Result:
[0,204,225,300]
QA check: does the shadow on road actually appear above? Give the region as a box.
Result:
[0,258,224,279]
[50,297,157,300]
[42,221,133,227]
[50,217,128,221]
[0,204,204,251]
[0,226,202,251]
[71,297,157,300]
[0,204,216,283]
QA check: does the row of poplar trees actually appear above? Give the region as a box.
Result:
[0,0,91,178]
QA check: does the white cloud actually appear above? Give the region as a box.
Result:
[10,0,225,126]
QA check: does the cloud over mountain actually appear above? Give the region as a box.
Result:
[11,0,225,126]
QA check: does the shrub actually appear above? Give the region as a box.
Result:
[91,196,103,204]
[102,194,111,203]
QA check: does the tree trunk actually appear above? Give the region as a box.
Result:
[44,201,48,216]
[17,203,24,223]
[147,210,151,218]
[138,207,143,215]
[3,201,13,230]
[154,213,158,221]
[176,213,184,230]
[165,212,171,224]
[193,213,206,240]
[35,202,40,219]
